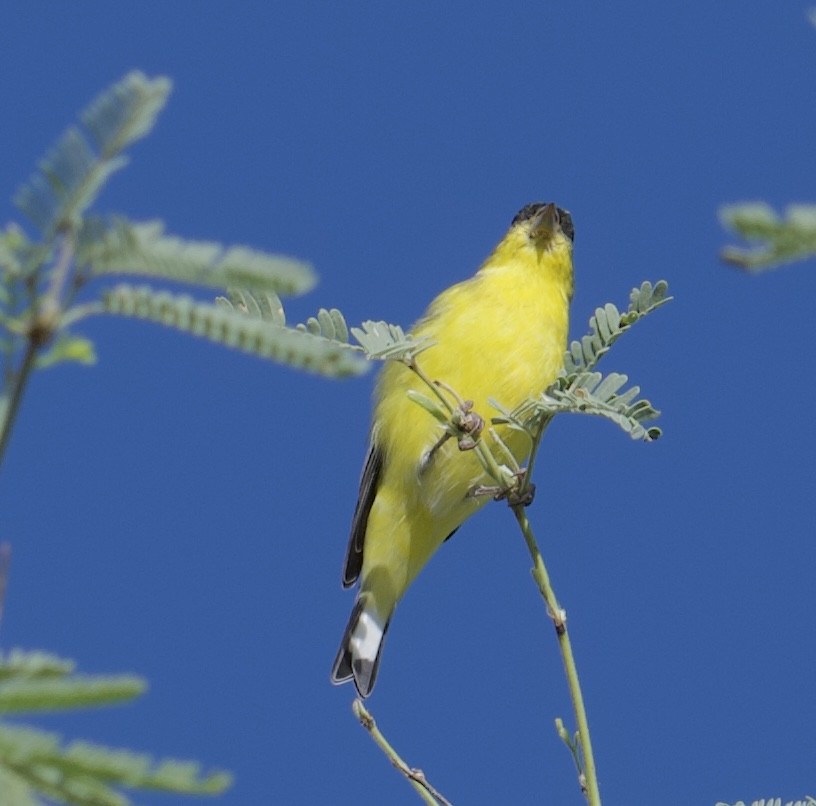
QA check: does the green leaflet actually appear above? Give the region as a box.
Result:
[0,676,145,715]
[14,72,171,238]
[0,766,39,806]
[491,281,670,443]
[539,371,661,442]
[406,389,451,425]
[81,71,172,158]
[351,320,434,361]
[78,217,317,297]
[564,280,671,375]
[720,202,816,271]
[102,284,367,378]
[215,286,287,324]
[34,334,97,369]
[0,723,230,805]
[0,650,76,682]
[297,306,351,342]
[495,370,661,443]
[0,650,230,804]
[0,650,144,715]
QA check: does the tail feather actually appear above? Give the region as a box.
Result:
[331,593,390,697]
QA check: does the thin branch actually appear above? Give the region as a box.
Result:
[407,357,457,414]
[511,505,601,806]
[352,699,452,806]
[37,234,75,328]
[516,414,553,500]
[0,236,76,469]
[0,340,38,469]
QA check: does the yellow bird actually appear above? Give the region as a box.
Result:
[331,202,574,697]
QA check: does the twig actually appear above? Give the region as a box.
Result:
[352,699,453,806]
[407,358,456,415]
[0,341,37,467]
[36,233,75,328]
[0,234,76,468]
[511,505,601,806]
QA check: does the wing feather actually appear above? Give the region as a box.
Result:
[341,439,383,587]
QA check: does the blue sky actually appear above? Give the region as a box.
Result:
[1,3,815,805]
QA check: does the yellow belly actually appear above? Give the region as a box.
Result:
[361,246,571,606]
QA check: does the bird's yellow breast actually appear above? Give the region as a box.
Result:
[364,234,573,587]
[376,235,572,471]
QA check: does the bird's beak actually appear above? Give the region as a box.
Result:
[529,203,560,239]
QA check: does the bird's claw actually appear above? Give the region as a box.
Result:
[453,400,484,451]
[505,482,536,507]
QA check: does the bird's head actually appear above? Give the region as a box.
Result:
[486,201,574,275]
[510,202,574,249]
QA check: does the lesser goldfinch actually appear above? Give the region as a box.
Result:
[331,202,575,697]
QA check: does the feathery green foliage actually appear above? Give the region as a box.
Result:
[506,371,661,442]
[552,280,668,439]
[491,280,669,443]
[0,651,76,682]
[0,723,230,806]
[720,202,816,271]
[77,217,317,295]
[0,69,365,424]
[0,675,144,715]
[0,69,373,806]
[353,282,669,443]
[563,280,671,375]
[14,72,171,239]
[34,334,97,369]
[0,651,229,805]
[715,799,816,806]
[0,766,39,806]
[214,286,286,324]
[97,284,365,377]
[351,320,434,361]
[297,306,351,342]
[215,287,356,346]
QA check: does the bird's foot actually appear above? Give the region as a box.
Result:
[452,400,484,451]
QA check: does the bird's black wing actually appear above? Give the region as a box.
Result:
[341,439,383,587]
